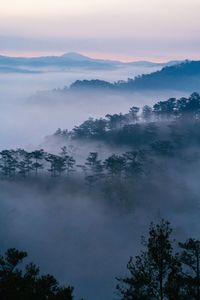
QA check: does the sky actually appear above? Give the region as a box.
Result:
[0,0,199,61]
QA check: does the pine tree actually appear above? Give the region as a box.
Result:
[179,239,200,300]
[31,149,45,176]
[117,220,179,300]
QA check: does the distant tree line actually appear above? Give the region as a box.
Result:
[69,60,200,91]
[53,93,200,148]
[0,147,75,179]
[2,93,200,184]
[0,142,196,182]
[117,220,200,300]
[3,95,200,182]
[0,148,148,181]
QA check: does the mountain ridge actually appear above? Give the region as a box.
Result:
[0,52,182,71]
[69,60,200,92]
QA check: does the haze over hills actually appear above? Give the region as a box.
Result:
[68,60,200,92]
[0,52,181,73]
[1,0,200,299]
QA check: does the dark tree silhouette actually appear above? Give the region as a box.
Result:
[85,152,103,187]
[128,106,140,122]
[123,151,143,177]
[117,220,180,300]
[31,149,45,176]
[0,150,18,179]
[0,248,74,300]
[60,147,76,176]
[104,154,126,178]
[46,154,67,177]
[142,105,153,122]
[17,149,33,177]
[179,239,200,300]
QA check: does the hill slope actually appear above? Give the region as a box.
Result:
[69,60,200,92]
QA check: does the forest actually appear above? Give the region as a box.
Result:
[1,1,200,299]
[69,61,200,92]
[1,93,200,184]
[2,92,198,180]
[0,93,200,209]
[53,92,200,147]
[1,93,200,300]
[2,220,200,300]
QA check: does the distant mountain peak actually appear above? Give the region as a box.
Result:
[61,52,91,61]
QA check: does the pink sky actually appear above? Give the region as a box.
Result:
[0,0,199,61]
[1,50,199,63]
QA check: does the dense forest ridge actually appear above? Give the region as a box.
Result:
[2,220,200,300]
[53,92,200,144]
[1,93,200,182]
[62,60,200,91]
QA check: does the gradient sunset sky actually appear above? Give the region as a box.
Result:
[0,0,199,61]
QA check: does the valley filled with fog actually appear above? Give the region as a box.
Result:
[1,62,200,300]
[0,65,188,149]
[1,0,200,299]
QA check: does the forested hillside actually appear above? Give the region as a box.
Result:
[1,93,200,211]
[70,61,200,92]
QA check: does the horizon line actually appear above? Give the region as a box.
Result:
[0,50,191,64]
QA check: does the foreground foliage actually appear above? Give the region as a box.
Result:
[0,248,73,300]
[117,220,200,300]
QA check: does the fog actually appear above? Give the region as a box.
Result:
[0,65,162,98]
[0,66,189,149]
[0,66,199,300]
[0,165,200,300]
